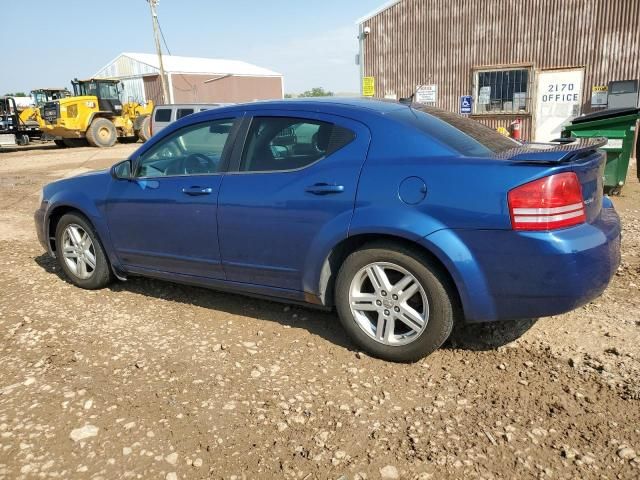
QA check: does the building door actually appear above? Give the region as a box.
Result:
[534,68,584,142]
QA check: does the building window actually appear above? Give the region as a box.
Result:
[474,68,531,114]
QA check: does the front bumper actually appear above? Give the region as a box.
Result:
[34,203,49,252]
[443,202,621,322]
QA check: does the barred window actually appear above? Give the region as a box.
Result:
[474,68,531,114]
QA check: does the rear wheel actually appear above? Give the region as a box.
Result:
[86,118,117,148]
[335,242,455,362]
[63,138,89,148]
[55,213,112,289]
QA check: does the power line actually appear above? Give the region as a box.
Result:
[157,18,172,56]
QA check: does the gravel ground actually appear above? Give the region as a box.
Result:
[0,143,639,479]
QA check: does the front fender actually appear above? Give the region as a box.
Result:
[45,192,119,268]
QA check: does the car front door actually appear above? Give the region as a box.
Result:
[105,116,240,279]
[217,111,371,292]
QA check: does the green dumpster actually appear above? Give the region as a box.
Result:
[562,107,640,194]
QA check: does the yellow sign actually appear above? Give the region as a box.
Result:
[363,77,375,97]
[592,85,608,92]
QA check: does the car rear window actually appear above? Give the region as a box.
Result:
[154,108,171,122]
[391,106,520,156]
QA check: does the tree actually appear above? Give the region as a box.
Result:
[284,93,294,98]
[299,87,334,98]
[4,92,28,97]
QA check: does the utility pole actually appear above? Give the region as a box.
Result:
[147,0,170,104]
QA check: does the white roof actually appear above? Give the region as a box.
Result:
[356,0,402,24]
[103,52,282,77]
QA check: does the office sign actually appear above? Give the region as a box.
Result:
[534,68,584,142]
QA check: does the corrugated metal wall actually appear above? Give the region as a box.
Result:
[119,77,146,104]
[95,54,158,78]
[362,0,640,141]
[143,75,165,105]
[171,74,283,103]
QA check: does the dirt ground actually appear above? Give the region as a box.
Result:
[0,142,638,480]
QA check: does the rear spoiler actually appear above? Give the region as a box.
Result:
[493,137,608,164]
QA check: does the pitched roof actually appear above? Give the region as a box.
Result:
[103,52,282,77]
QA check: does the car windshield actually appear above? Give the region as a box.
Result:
[392,105,520,156]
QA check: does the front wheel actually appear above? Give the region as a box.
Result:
[335,242,455,362]
[86,118,117,148]
[55,213,112,289]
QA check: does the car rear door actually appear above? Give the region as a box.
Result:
[217,110,371,291]
[105,115,241,279]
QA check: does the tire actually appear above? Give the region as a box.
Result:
[63,138,89,148]
[335,242,456,362]
[55,213,112,290]
[53,139,67,148]
[137,116,151,142]
[86,118,117,148]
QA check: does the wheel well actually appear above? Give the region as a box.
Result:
[47,206,84,253]
[320,234,462,312]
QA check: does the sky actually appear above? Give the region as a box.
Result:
[1,0,382,95]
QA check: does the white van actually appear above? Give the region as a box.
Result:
[150,103,231,136]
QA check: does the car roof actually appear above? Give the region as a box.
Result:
[246,97,408,113]
[154,103,230,109]
[189,97,410,121]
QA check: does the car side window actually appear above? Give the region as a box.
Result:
[136,119,235,178]
[240,117,355,172]
[154,108,171,122]
[176,108,195,120]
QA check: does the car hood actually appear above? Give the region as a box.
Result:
[43,168,112,200]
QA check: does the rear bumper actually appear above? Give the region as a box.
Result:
[431,202,621,323]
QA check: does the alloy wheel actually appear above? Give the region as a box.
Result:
[61,224,97,280]
[349,262,429,346]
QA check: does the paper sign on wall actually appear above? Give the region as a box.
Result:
[415,84,437,104]
[363,77,375,97]
[591,85,608,106]
[478,86,491,105]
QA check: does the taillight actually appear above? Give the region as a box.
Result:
[508,172,586,231]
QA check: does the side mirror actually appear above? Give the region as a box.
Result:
[112,159,132,180]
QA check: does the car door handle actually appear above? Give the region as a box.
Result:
[305,183,345,195]
[182,186,213,196]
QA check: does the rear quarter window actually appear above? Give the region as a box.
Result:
[154,108,171,122]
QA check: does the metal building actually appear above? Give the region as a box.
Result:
[94,52,283,105]
[356,0,640,141]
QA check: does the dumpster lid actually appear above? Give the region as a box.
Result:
[570,107,640,124]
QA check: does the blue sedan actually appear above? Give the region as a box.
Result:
[35,98,621,362]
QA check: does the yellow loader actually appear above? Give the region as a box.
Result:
[40,79,153,148]
[17,89,71,139]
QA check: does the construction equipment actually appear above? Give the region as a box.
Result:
[17,88,70,130]
[0,96,42,146]
[39,78,153,148]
